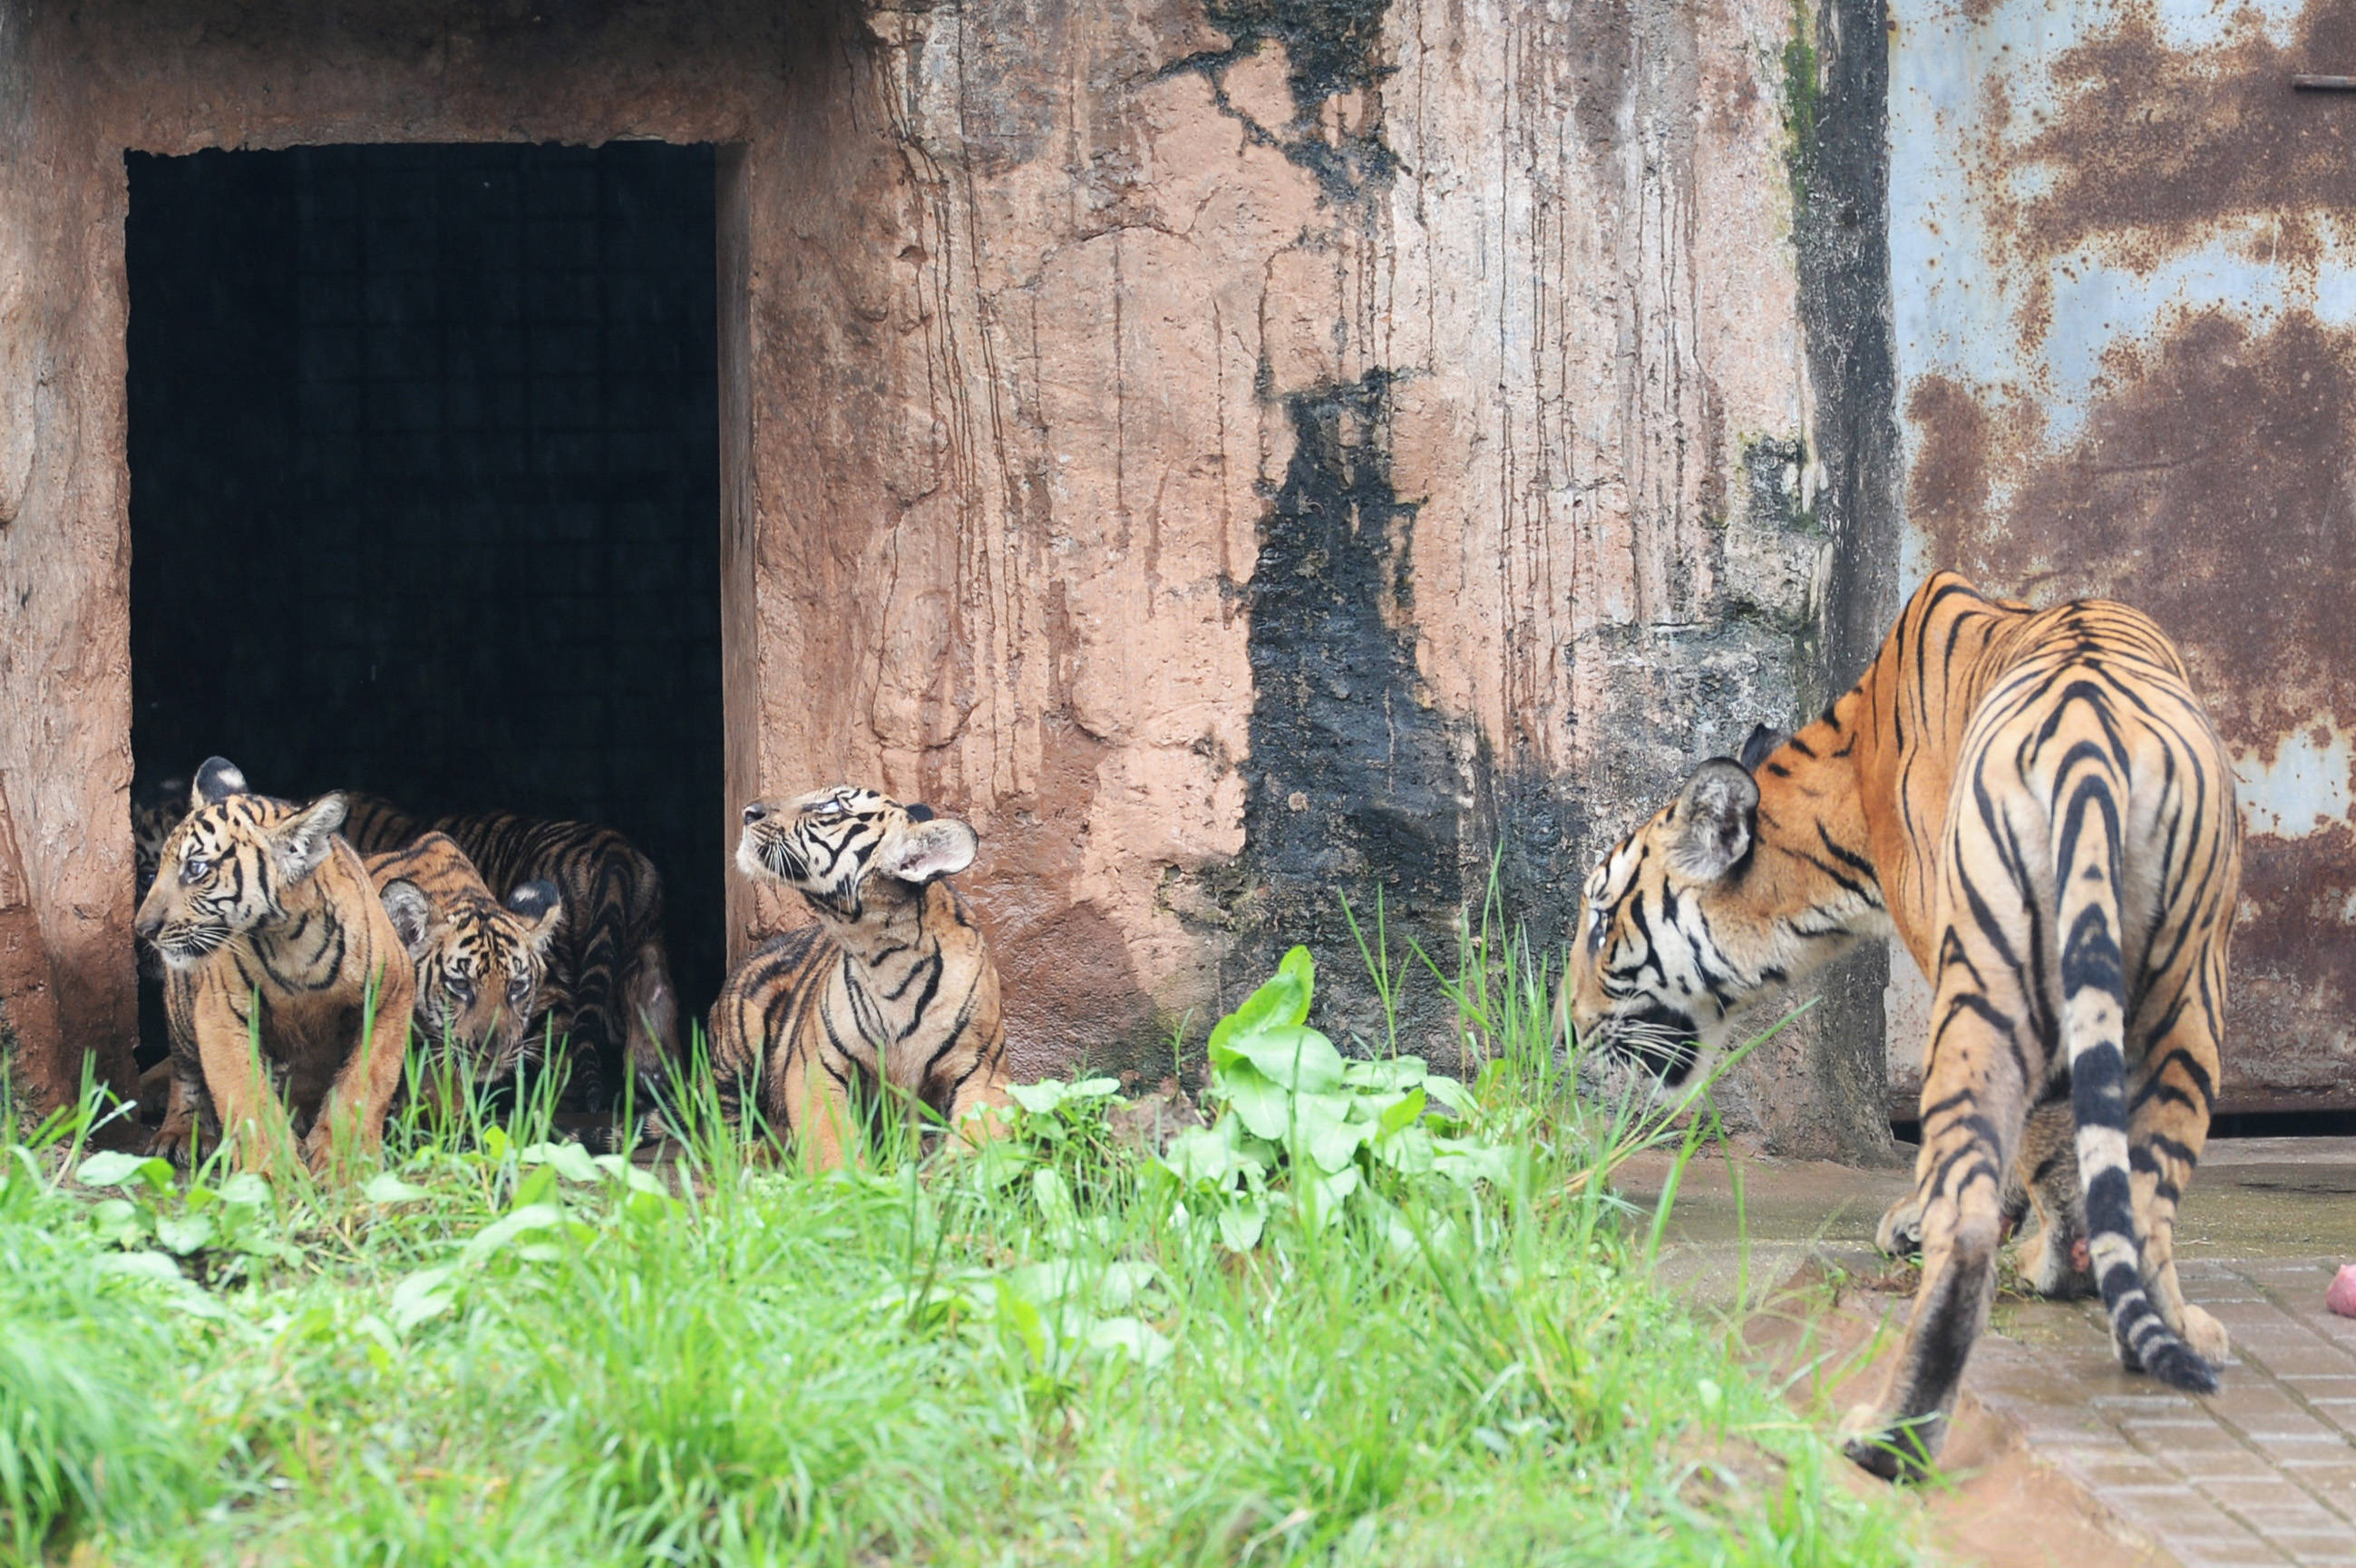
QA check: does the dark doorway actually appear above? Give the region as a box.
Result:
[126,142,725,1018]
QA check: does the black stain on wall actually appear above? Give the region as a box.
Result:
[1236,373,1472,1040]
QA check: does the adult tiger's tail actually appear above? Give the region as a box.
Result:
[2053,744,2218,1394]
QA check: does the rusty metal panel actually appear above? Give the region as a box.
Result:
[1890,0,2356,1109]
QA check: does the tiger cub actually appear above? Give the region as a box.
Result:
[342,797,677,1112]
[365,833,562,1094]
[1557,573,2239,1477]
[710,786,1010,1170]
[132,758,417,1179]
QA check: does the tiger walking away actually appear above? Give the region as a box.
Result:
[341,796,677,1112]
[131,757,417,1179]
[710,785,1010,1171]
[365,832,563,1098]
[1556,572,2240,1477]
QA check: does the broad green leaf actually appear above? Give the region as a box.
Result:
[1227,1024,1345,1095]
[96,1250,183,1283]
[1370,1123,1436,1175]
[1432,1137,1514,1188]
[1031,1168,1078,1234]
[511,1164,560,1212]
[1218,1065,1295,1143]
[521,1141,602,1183]
[974,1135,1032,1191]
[218,1173,272,1207]
[362,1172,432,1204]
[460,1202,569,1266]
[1344,1057,1428,1091]
[1206,946,1315,1065]
[1087,1316,1173,1368]
[92,1197,149,1248]
[155,1213,216,1256]
[1378,1086,1428,1136]
[1419,1075,1471,1111]
[1066,1076,1123,1100]
[992,1280,1049,1366]
[480,1125,512,1164]
[389,1265,459,1330]
[1290,1091,1369,1174]
[1008,1079,1067,1115]
[589,1154,666,1196]
[78,1152,172,1192]
[1296,1164,1362,1228]
[1215,1198,1267,1251]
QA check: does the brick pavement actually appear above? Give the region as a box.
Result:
[1969,1258,2356,1567]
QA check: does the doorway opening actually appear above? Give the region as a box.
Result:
[125,141,725,1042]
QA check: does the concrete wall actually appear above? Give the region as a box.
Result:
[0,0,1894,1154]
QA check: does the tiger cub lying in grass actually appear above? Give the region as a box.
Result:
[132,758,415,1179]
[709,785,1010,1170]
[365,832,562,1105]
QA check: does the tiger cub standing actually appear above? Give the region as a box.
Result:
[1557,572,2240,1477]
[365,833,562,1096]
[132,758,416,1179]
[710,786,1010,1170]
[342,797,677,1111]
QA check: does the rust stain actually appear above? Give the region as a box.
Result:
[1925,310,2356,755]
[1997,3,2356,267]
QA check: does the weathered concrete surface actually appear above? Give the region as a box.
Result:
[0,775,66,1106]
[2,0,1884,1146]
[1889,0,2356,1111]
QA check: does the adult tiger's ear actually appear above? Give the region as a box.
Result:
[1738,724,1789,774]
[193,756,248,808]
[1669,759,1758,882]
[506,879,564,950]
[269,791,347,882]
[381,879,435,958]
[879,816,978,883]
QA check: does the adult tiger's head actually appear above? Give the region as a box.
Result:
[735,785,978,915]
[378,842,563,1082]
[1557,726,1842,1105]
[132,757,346,969]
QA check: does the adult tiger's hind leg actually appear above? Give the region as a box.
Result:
[2124,1006,2230,1368]
[1843,976,2028,1480]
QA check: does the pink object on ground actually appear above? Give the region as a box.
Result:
[2329,1264,2356,1319]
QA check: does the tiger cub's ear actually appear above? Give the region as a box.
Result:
[1669,760,1759,882]
[879,815,978,884]
[505,880,564,951]
[1738,725,1789,774]
[193,756,248,808]
[381,879,436,958]
[269,792,348,882]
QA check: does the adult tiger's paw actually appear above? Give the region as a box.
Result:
[2180,1302,2232,1367]
[1837,1405,1943,1483]
[1874,1194,1924,1260]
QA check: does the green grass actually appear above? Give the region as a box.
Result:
[0,928,1919,1567]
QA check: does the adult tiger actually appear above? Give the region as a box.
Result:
[132,758,416,1179]
[709,786,1010,1170]
[1557,572,2239,1478]
[342,796,677,1112]
[365,833,563,1095]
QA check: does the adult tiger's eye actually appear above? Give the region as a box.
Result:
[180,855,209,884]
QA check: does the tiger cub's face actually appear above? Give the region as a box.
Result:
[131,777,190,980]
[379,875,562,1081]
[132,758,347,969]
[735,785,978,918]
[1559,758,1785,1105]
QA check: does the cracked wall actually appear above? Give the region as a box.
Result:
[3,0,1885,1148]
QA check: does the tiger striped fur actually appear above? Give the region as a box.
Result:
[132,757,416,1179]
[341,796,677,1111]
[710,786,1009,1171]
[1556,572,2240,1477]
[365,833,562,1091]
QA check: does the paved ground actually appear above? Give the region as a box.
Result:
[1619,1135,2356,1567]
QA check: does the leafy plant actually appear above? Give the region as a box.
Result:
[1155,946,1510,1250]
